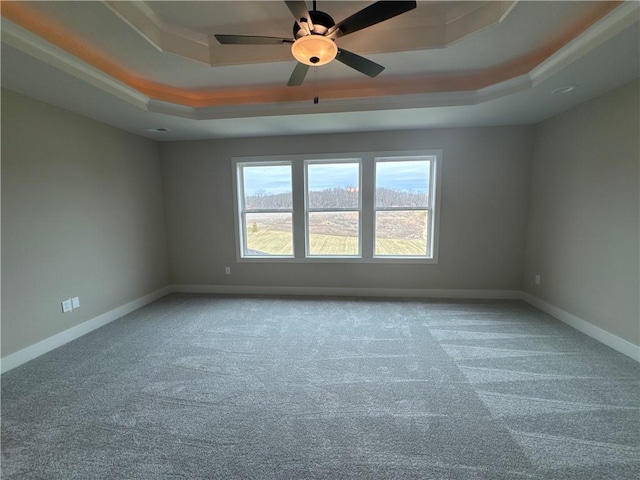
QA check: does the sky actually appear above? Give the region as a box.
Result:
[243,160,430,196]
[376,160,430,192]
[308,163,359,191]
[243,165,291,196]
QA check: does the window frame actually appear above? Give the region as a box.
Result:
[304,159,363,258]
[232,150,442,264]
[373,155,436,259]
[235,160,294,259]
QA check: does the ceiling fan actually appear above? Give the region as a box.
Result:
[214,1,417,87]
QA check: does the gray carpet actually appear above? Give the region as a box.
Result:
[2,294,639,479]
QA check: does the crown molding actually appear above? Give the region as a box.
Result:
[1,18,150,110]
[531,0,640,87]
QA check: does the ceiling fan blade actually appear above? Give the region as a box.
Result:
[336,49,385,78]
[214,34,293,45]
[329,1,417,39]
[284,1,313,32]
[287,62,310,86]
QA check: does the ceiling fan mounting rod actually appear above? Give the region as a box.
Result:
[294,9,335,38]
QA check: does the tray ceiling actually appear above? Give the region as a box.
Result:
[1,1,638,140]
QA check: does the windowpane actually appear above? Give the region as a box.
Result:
[375,210,428,256]
[307,162,359,209]
[308,212,359,256]
[245,212,293,256]
[243,165,292,210]
[376,160,430,208]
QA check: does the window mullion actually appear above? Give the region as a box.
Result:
[361,156,375,259]
[291,159,306,259]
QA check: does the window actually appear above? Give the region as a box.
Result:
[375,157,434,257]
[237,162,293,257]
[233,150,441,262]
[306,161,361,257]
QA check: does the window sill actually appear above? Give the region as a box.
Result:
[237,256,438,264]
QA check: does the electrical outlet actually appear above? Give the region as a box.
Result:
[71,296,80,309]
[225,267,231,275]
[534,275,541,285]
[61,299,73,313]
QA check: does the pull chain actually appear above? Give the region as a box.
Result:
[313,66,319,104]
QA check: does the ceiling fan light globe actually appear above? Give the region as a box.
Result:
[291,35,337,66]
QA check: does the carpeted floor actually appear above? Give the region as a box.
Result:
[2,294,639,479]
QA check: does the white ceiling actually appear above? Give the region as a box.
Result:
[1,1,639,141]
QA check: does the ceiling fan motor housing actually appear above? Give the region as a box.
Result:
[293,10,335,38]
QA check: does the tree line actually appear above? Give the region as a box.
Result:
[246,187,428,209]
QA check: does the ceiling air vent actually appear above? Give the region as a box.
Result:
[146,127,170,132]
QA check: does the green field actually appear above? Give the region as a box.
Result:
[246,230,426,256]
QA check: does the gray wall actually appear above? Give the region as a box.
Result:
[160,126,534,291]
[4,80,636,359]
[524,80,640,346]
[1,89,170,356]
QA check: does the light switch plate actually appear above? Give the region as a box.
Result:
[71,297,80,309]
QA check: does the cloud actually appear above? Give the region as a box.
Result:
[376,160,429,192]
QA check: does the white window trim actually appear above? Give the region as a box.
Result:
[232,150,442,264]
[373,155,437,259]
[234,160,294,259]
[304,158,363,258]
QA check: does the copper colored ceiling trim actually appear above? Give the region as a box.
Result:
[1,1,621,109]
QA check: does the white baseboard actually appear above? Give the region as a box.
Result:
[3,285,636,373]
[521,292,640,362]
[171,284,523,300]
[0,286,172,374]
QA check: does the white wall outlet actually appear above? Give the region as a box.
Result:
[61,299,73,313]
[534,275,541,285]
[71,296,80,309]
[225,267,231,275]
